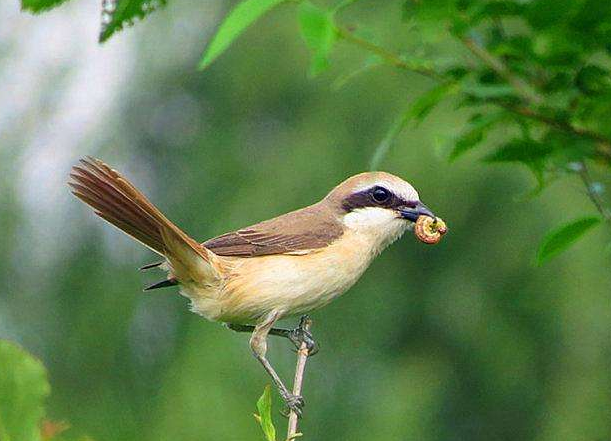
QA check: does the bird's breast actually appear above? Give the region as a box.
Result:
[209,230,382,323]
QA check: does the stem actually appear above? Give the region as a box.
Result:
[461,36,543,106]
[286,316,312,441]
[493,102,611,162]
[335,26,441,80]
[578,161,611,224]
[458,37,611,161]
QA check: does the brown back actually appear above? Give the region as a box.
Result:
[203,202,343,257]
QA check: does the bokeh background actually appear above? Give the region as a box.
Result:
[1,1,611,440]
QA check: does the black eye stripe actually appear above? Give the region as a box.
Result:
[342,186,414,212]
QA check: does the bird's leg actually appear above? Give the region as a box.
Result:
[226,315,319,355]
[249,311,305,418]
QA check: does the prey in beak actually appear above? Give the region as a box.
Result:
[399,201,447,244]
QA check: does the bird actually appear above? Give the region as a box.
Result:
[68,157,443,416]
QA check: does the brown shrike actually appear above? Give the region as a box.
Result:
[68,157,444,415]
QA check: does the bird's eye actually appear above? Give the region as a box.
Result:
[371,187,391,203]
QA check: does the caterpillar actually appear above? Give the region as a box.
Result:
[414,216,447,245]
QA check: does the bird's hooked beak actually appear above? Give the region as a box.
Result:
[399,201,435,222]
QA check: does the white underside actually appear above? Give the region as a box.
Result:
[180,207,410,323]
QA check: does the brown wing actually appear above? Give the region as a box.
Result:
[203,204,343,257]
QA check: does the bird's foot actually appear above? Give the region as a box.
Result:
[280,391,305,418]
[287,315,319,356]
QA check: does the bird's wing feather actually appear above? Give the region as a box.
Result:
[203,204,344,257]
[69,157,217,283]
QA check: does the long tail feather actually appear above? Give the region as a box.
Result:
[139,261,164,271]
[68,157,212,282]
[144,278,178,291]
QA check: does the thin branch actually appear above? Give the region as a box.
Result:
[461,36,543,106]
[335,26,441,80]
[458,37,611,161]
[286,316,312,441]
[492,101,611,163]
[334,26,611,164]
[578,161,611,224]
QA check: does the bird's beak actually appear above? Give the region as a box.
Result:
[399,201,435,222]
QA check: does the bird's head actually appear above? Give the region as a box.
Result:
[325,171,437,249]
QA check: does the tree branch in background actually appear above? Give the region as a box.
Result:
[492,101,611,163]
[286,316,312,441]
[335,26,442,81]
[460,36,543,106]
[458,36,611,163]
[336,26,611,166]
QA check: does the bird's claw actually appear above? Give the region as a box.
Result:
[280,392,305,418]
[287,315,319,356]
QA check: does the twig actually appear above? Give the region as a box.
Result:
[578,161,611,224]
[335,26,442,81]
[457,37,611,163]
[334,26,611,164]
[491,101,611,163]
[286,316,312,441]
[461,36,543,106]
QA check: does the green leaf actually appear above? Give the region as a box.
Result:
[0,340,50,441]
[526,0,574,30]
[298,1,337,77]
[575,65,611,96]
[536,217,602,265]
[478,1,525,18]
[484,139,554,164]
[99,0,168,43]
[21,0,70,13]
[370,82,457,169]
[406,82,458,123]
[199,0,287,70]
[449,112,506,162]
[485,138,556,190]
[254,385,276,441]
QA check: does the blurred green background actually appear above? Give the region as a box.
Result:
[1,1,611,440]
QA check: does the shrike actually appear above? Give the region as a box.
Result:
[68,157,445,415]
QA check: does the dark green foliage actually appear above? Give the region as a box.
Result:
[396,0,611,259]
[21,0,71,13]
[449,112,506,161]
[99,0,167,43]
[485,139,553,166]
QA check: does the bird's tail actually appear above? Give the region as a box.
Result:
[68,157,216,286]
